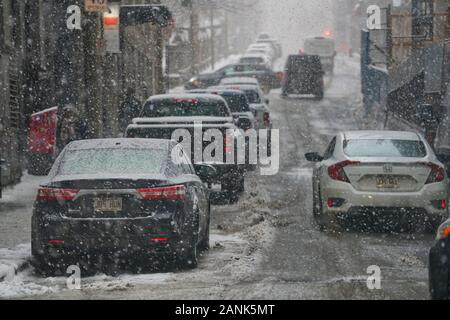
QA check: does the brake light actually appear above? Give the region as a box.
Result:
[137,185,186,201]
[263,112,270,128]
[37,187,79,201]
[174,98,199,104]
[224,132,233,154]
[420,162,446,184]
[149,237,169,243]
[328,161,360,183]
[48,239,65,244]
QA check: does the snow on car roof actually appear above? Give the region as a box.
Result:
[343,131,421,141]
[220,77,259,84]
[240,53,267,59]
[65,138,171,150]
[146,93,225,103]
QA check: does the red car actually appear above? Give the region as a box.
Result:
[27,107,58,175]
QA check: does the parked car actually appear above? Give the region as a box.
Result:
[256,38,283,59]
[211,85,272,156]
[186,63,279,92]
[239,54,271,68]
[282,54,324,99]
[187,88,256,131]
[219,69,281,94]
[306,131,449,232]
[219,76,260,87]
[31,138,215,275]
[126,94,246,202]
[27,107,58,176]
[429,219,450,300]
[247,43,275,61]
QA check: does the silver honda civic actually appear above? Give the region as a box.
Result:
[306,131,449,231]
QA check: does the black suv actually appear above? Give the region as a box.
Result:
[281,55,324,99]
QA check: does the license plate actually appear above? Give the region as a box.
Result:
[376,176,399,189]
[94,197,122,212]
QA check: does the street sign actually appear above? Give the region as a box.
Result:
[85,0,108,13]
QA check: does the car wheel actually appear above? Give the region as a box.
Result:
[222,179,241,204]
[313,186,326,231]
[179,215,200,269]
[429,247,450,300]
[198,207,211,252]
[182,238,199,269]
[32,255,62,277]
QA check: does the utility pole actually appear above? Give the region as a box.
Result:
[189,0,200,75]
[152,0,165,94]
[84,12,103,139]
[210,4,215,70]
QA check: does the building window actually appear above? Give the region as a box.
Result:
[412,0,434,46]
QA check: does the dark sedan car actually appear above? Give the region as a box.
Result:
[429,219,450,299]
[31,138,215,275]
[185,63,281,93]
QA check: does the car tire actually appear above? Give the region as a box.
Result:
[313,186,326,231]
[32,255,61,277]
[429,246,450,300]
[198,207,211,252]
[222,179,241,204]
[179,215,200,269]
[313,186,341,232]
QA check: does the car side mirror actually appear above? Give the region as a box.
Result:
[305,152,323,162]
[265,99,270,105]
[194,164,217,184]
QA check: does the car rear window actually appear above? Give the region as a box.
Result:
[141,99,230,118]
[58,148,166,175]
[343,139,427,158]
[220,94,251,113]
[243,90,261,104]
[240,57,264,64]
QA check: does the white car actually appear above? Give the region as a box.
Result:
[306,131,449,231]
[239,54,271,68]
[219,76,260,87]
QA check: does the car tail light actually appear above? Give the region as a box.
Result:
[328,161,360,183]
[263,112,270,128]
[327,198,345,208]
[149,237,169,243]
[224,132,233,154]
[137,185,186,201]
[37,187,79,201]
[174,98,199,104]
[420,162,446,184]
[48,239,65,244]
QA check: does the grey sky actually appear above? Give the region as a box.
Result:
[257,0,333,55]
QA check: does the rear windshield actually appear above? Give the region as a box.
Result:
[243,90,261,104]
[141,99,230,118]
[240,57,264,64]
[287,57,321,72]
[221,95,251,113]
[343,139,427,158]
[58,148,166,175]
